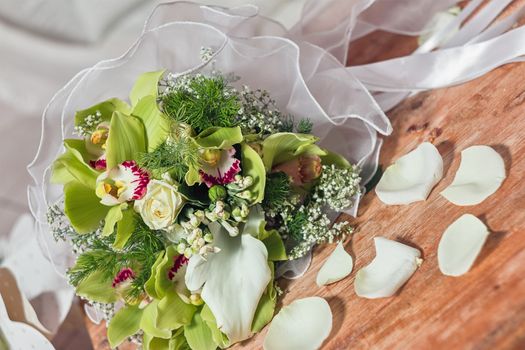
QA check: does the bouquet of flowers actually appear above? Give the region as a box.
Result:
[47,64,361,349]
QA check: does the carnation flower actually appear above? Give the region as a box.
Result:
[199,147,241,187]
[134,180,185,230]
[95,160,150,206]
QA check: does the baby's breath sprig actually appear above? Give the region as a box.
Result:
[73,111,102,136]
[282,164,361,259]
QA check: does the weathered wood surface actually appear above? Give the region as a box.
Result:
[84,2,525,349]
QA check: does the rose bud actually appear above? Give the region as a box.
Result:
[272,154,322,186]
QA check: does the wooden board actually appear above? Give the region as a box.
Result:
[83,3,525,349]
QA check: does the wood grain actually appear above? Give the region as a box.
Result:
[83,2,525,349]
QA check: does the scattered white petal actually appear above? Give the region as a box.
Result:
[264,297,332,350]
[316,243,353,286]
[375,142,443,205]
[438,214,489,276]
[441,145,505,206]
[355,237,421,299]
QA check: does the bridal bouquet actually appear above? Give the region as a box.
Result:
[47,65,361,348]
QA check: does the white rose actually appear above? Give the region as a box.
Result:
[134,180,184,230]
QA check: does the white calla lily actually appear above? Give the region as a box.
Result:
[185,222,271,344]
[355,237,421,299]
[441,145,505,206]
[375,142,443,205]
[438,214,489,276]
[263,297,332,350]
[316,242,353,286]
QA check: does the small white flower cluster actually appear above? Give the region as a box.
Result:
[313,164,361,211]
[204,200,242,237]
[236,86,289,135]
[73,111,102,136]
[287,165,361,259]
[47,203,106,255]
[175,210,218,258]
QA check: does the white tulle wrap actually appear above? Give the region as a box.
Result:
[26,0,524,326]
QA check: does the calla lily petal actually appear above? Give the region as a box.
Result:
[438,214,489,276]
[375,142,443,205]
[263,297,332,350]
[355,237,421,299]
[316,242,353,286]
[185,222,271,344]
[440,145,505,206]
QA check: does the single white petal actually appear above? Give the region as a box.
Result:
[0,294,54,350]
[441,145,505,206]
[264,297,332,350]
[355,237,421,299]
[375,142,443,205]
[185,222,271,344]
[316,242,353,286]
[438,214,489,276]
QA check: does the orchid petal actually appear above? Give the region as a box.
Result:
[105,111,146,169]
[74,98,131,127]
[129,70,165,107]
[185,222,271,344]
[354,237,421,299]
[375,142,443,205]
[132,95,170,152]
[440,145,505,206]
[107,305,143,348]
[438,214,489,276]
[316,242,353,286]
[195,126,243,149]
[64,181,108,234]
[263,297,332,350]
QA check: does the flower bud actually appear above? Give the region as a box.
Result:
[177,243,186,254]
[272,154,322,186]
[208,185,227,202]
[190,293,204,306]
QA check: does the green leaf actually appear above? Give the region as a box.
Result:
[102,204,124,236]
[76,270,117,303]
[184,312,217,350]
[108,305,144,348]
[130,70,165,107]
[141,300,172,339]
[261,133,318,170]
[262,230,287,261]
[157,289,196,330]
[63,139,91,162]
[74,98,131,127]
[195,127,243,149]
[251,288,276,333]
[201,306,229,348]
[241,143,266,204]
[132,95,170,152]
[52,141,99,188]
[106,111,147,169]
[113,208,136,248]
[184,167,201,186]
[64,182,108,233]
[145,251,165,299]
